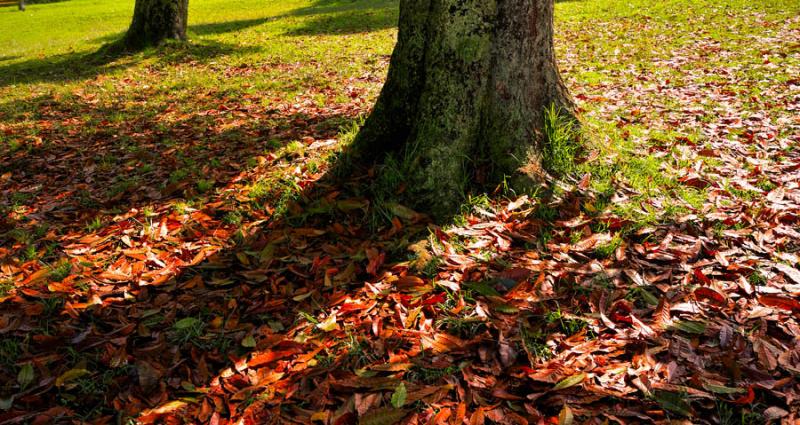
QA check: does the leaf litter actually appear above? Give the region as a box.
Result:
[1,3,799,425]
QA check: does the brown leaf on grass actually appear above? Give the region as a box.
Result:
[358,407,409,425]
[693,287,726,305]
[775,263,800,285]
[248,349,299,368]
[653,297,672,330]
[395,275,426,290]
[3,4,800,423]
[759,294,800,312]
[421,332,466,354]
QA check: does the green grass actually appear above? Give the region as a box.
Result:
[2,0,797,226]
[1,0,799,421]
[542,103,581,175]
[0,0,398,93]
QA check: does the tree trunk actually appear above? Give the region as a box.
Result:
[122,0,189,50]
[18,0,25,11]
[355,0,575,217]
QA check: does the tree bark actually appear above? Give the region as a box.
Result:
[355,0,575,217]
[122,0,189,50]
[18,0,25,11]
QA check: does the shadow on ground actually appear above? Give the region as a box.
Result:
[0,85,369,419]
[280,0,397,36]
[191,16,278,36]
[0,40,259,88]
[189,0,398,38]
[0,0,398,88]
[0,0,71,7]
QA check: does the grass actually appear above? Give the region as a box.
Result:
[1,0,799,421]
[2,0,796,228]
[0,0,398,91]
[542,103,581,175]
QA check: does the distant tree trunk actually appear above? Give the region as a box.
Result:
[122,0,189,50]
[18,0,25,11]
[355,0,576,217]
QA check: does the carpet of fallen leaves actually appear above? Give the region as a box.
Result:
[2,6,800,425]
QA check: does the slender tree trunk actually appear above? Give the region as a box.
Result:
[122,0,189,50]
[18,0,25,11]
[355,0,575,217]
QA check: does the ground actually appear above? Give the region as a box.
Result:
[0,0,799,423]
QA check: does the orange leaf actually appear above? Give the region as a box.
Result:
[249,349,297,368]
[396,275,426,289]
[694,287,725,305]
[734,386,755,404]
[421,332,465,354]
[759,295,800,311]
[693,268,712,285]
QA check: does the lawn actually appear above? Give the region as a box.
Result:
[1,0,799,423]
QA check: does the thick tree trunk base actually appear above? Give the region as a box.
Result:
[355,0,576,217]
[122,0,189,51]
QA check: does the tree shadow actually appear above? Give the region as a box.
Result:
[190,16,278,36]
[0,0,398,89]
[0,90,791,422]
[0,68,380,417]
[0,40,257,88]
[0,0,71,5]
[0,42,671,418]
[0,97,356,243]
[279,0,398,36]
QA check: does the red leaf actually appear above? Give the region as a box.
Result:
[693,268,712,285]
[694,287,726,305]
[734,386,755,405]
[759,295,800,312]
[422,292,447,306]
[248,349,297,368]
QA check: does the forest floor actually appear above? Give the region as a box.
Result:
[1,0,800,423]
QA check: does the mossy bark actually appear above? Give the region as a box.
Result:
[122,0,189,50]
[355,0,575,217]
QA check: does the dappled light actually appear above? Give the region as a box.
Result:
[1,0,799,423]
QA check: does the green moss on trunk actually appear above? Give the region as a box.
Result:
[357,0,577,218]
[122,0,189,50]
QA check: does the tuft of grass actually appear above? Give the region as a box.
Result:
[142,206,157,218]
[593,233,622,258]
[542,103,581,175]
[21,244,38,261]
[452,193,492,226]
[748,269,767,286]
[343,332,376,368]
[48,260,72,282]
[248,175,302,214]
[84,217,103,232]
[248,177,274,201]
[171,317,207,347]
[0,279,14,297]
[521,325,552,361]
[282,140,305,158]
[437,315,485,339]
[196,179,215,193]
[545,307,591,337]
[715,400,765,425]
[222,210,243,225]
[106,178,136,198]
[407,364,461,384]
[0,337,25,369]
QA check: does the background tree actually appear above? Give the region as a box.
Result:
[354,0,577,217]
[18,0,25,11]
[122,0,189,50]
